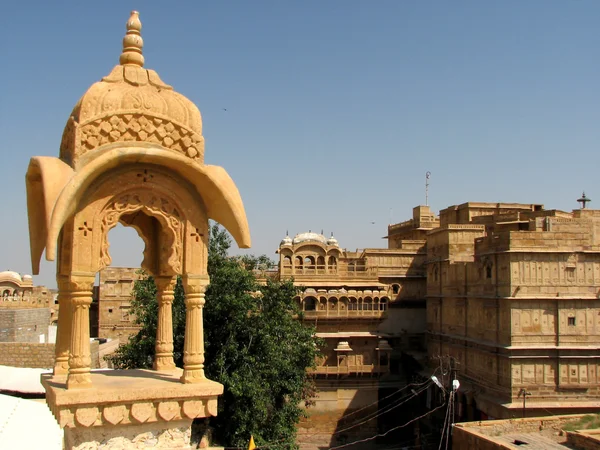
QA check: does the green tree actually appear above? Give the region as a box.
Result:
[108,223,320,449]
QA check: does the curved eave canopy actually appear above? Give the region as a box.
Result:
[28,145,250,273]
[26,157,75,274]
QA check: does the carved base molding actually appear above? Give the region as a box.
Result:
[42,368,223,450]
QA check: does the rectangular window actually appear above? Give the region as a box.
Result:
[568,317,576,326]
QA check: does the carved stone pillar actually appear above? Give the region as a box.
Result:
[154,276,176,371]
[180,275,209,383]
[54,276,74,375]
[66,275,95,389]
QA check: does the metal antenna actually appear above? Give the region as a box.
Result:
[425,171,431,206]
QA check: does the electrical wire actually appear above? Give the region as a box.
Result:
[333,382,432,435]
[437,392,452,450]
[325,402,447,450]
[335,375,434,421]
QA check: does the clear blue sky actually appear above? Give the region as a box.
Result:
[1,1,599,288]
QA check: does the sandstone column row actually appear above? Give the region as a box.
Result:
[54,274,209,388]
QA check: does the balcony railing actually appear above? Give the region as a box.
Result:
[302,309,387,319]
[309,365,389,375]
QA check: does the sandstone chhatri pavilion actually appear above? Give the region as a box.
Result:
[25,11,250,449]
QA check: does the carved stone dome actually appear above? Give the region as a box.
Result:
[59,11,204,168]
[292,232,327,245]
[280,234,293,246]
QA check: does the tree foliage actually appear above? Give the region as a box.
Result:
[108,223,320,449]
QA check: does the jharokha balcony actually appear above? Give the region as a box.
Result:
[296,295,389,320]
[308,364,389,376]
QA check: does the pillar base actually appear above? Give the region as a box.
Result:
[42,368,223,450]
[181,367,205,384]
[54,357,70,375]
[153,358,177,371]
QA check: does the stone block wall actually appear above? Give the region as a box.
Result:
[0,308,50,342]
[0,342,55,368]
[0,340,101,369]
[453,414,591,450]
[567,429,600,450]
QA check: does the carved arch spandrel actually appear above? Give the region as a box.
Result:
[60,164,209,276]
[98,192,183,275]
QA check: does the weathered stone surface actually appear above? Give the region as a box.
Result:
[27,10,245,450]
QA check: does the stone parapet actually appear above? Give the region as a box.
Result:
[42,369,223,429]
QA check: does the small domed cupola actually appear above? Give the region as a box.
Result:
[280,231,292,246]
[59,11,205,169]
[327,232,338,246]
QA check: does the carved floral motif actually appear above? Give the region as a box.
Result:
[60,113,204,163]
[99,191,184,273]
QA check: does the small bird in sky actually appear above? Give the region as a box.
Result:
[370,221,376,224]
[222,108,228,112]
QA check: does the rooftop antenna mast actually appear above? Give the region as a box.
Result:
[425,171,431,206]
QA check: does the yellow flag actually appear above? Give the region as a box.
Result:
[248,435,256,450]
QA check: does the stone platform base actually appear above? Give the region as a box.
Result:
[65,419,192,449]
[42,368,223,450]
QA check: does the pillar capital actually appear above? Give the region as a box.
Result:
[154,275,177,292]
[180,274,209,293]
[58,273,95,293]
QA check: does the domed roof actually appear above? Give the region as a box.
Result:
[280,233,293,246]
[59,11,204,168]
[0,271,23,285]
[292,232,327,245]
[327,233,339,246]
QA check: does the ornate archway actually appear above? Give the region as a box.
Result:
[26,12,250,394]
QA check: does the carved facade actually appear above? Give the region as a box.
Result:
[0,271,56,309]
[273,226,430,445]
[421,202,600,419]
[25,11,250,449]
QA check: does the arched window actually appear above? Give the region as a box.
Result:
[329,297,338,310]
[295,256,303,273]
[304,296,317,311]
[283,256,292,266]
[339,296,348,310]
[319,297,327,310]
[317,256,325,270]
[380,298,388,311]
[392,284,399,294]
[2,290,9,297]
[348,297,358,311]
[304,256,316,273]
[328,256,337,273]
[363,297,373,311]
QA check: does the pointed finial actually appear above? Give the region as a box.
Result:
[120,11,144,67]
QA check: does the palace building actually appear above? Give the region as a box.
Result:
[422,201,600,420]
[275,229,428,445]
